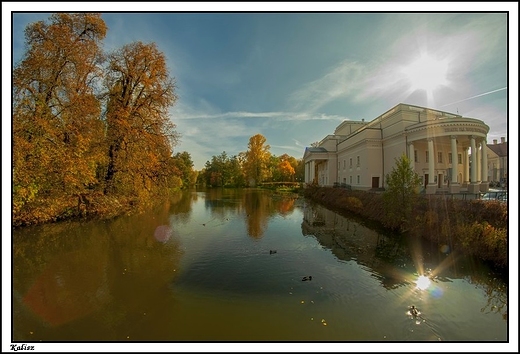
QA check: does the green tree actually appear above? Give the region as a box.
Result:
[201,151,246,187]
[268,155,281,182]
[383,153,421,231]
[228,155,246,187]
[171,151,195,188]
[293,158,305,183]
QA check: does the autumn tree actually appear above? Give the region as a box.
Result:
[243,134,271,186]
[13,13,107,223]
[278,154,296,182]
[383,154,421,231]
[278,160,295,182]
[103,41,179,198]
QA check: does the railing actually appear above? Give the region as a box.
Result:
[333,182,352,190]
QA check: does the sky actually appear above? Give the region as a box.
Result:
[6,3,518,171]
[3,4,519,352]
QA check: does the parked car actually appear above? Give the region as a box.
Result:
[480,189,507,203]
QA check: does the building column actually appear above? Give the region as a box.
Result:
[426,138,436,194]
[481,139,489,192]
[463,147,469,187]
[463,147,470,186]
[468,136,479,193]
[408,142,415,171]
[450,135,460,193]
[475,140,482,184]
[311,160,316,184]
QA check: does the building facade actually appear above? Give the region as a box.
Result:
[487,137,508,186]
[303,103,492,194]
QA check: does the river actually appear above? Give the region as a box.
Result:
[11,188,508,347]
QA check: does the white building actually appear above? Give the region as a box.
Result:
[487,137,508,186]
[303,103,492,194]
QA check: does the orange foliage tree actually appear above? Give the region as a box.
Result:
[243,134,271,186]
[13,14,181,226]
[103,41,179,199]
[13,13,108,222]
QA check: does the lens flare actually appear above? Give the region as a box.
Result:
[415,275,431,290]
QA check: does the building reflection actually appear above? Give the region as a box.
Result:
[301,201,509,311]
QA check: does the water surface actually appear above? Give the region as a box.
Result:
[12,188,507,342]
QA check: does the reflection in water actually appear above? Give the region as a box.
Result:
[243,191,270,239]
[12,189,507,342]
[302,203,414,290]
[200,188,297,239]
[13,199,184,340]
[302,201,508,319]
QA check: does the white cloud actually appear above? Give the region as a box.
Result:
[288,60,365,112]
[172,109,346,122]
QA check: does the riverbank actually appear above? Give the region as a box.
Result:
[303,186,508,270]
[12,188,181,228]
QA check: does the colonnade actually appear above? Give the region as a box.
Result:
[305,160,316,184]
[408,135,488,194]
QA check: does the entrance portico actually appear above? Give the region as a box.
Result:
[405,119,490,194]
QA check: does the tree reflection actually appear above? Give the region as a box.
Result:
[242,190,297,239]
[13,197,184,340]
[301,202,509,315]
[243,190,270,239]
[201,188,297,239]
[469,274,508,321]
[167,190,196,224]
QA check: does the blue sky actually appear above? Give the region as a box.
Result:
[6,4,517,171]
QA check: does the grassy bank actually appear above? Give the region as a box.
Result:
[303,186,508,269]
[12,188,181,228]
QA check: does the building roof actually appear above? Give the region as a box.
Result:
[305,147,328,153]
[487,142,508,157]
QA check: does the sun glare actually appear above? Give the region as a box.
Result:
[415,275,431,290]
[402,53,449,93]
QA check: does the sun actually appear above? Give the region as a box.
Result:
[402,53,449,93]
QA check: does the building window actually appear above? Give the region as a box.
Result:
[349,176,352,184]
[357,156,360,166]
[343,160,346,169]
[357,175,360,184]
[438,152,443,163]
[426,151,429,163]
[414,150,418,162]
[448,153,452,164]
[349,158,352,167]
[458,154,462,164]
